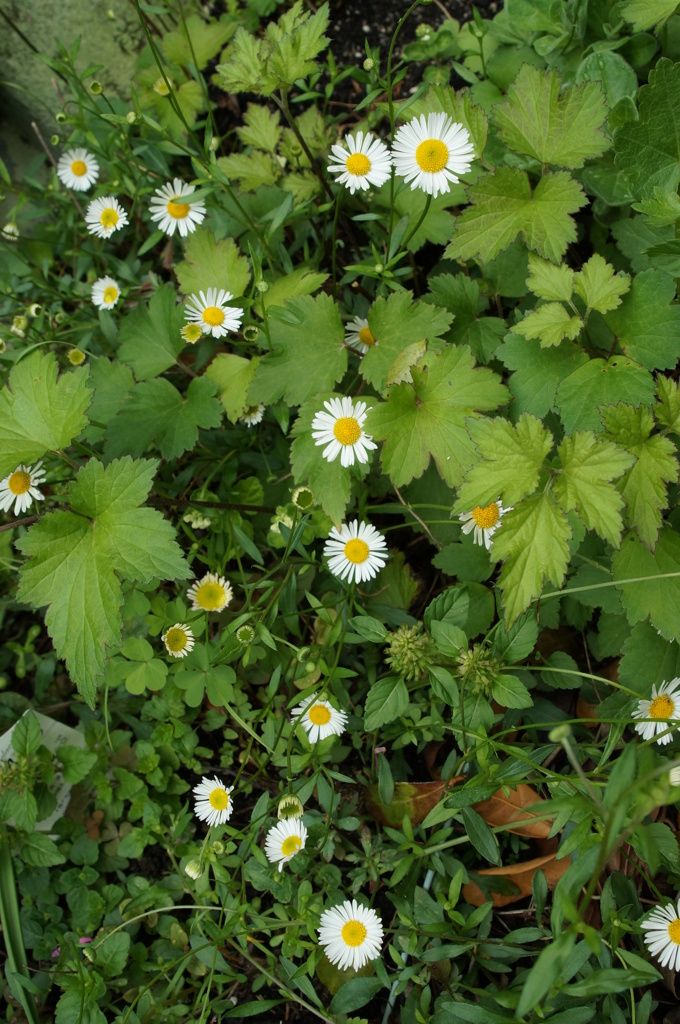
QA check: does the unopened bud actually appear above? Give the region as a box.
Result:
[211,840,225,856]
[90,81,103,95]
[255,280,269,294]
[28,304,42,317]
[243,324,259,343]
[363,57,375,71]
[548,723,573,743]
[278,794,304,820]
[56,112,66,124]
[13,315,28,332]
[50,135,60,146]
[236,624,255,646]
[184,858,203,880]
[292,485,314,511]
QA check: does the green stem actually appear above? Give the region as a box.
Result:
[400,193,432,251]
[0,837,41,1024]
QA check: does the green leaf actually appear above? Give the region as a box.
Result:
[455,414,553,510]
[57,745,97,784]
[117,284,185,380]
[0,350,91,476]
[516,931,577,1018]
[16,458,190,707]
[433,542,493,582]
[360,291,453,392]
[215,28,275,96]
[554,431,634,546]
[576,50,638,109]
[236,103,282,153]
[621,0,679,31]
[350,616,388,642]
[257,267,329,312]
[94,932,131,978]
[492,493,572,625]
[268,1,330,87]
[525,253,574,302]
[632,187,680,228]
[619,622,680,692]
[104,377,222,461]
[205,354,259,423]
[216,152,278,193]
[426,274,505,363]
[509,302,582,348]
[364,676,409,730]
[445,167,588,265]
[20,832,65,867]
[249,294,345,406]
[613,527,680,638]
[460,806,500,864]
[163,13,233,69]
[86,358,134,429]
[555,357,655,433]
[493,65,610,168]
[604,269,680,370]
[614,59,680,200]
[365,346,508,488]
[491,673,533,709]
[329,978,384,1014]
[655,376,680,434]
[497,333,589,419]
[573,254,630,314]
[175,229,251,297]
[602,404,679,547]
[290,394,355,523]
[12,712,42,756]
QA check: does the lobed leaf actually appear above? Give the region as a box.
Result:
[613,527,680,638]
[604,268,680,370]
[455,413,553,510]
[117,284,185,380]
[361,291,453,392]
[175,228,251,297]
[554,431,634,547]
[509,302,582,348]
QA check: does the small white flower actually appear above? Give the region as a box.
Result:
[0,461,46,516]
[311,397,377,468]
[632,678,680,746]
[162,623,195,659]
[459,499,512,551]
[184,288,243,338]
[149,177,206,237]
[241,404,265,428]
[57,148,99,191]
[327,131,392,194]
[181,322,204,344]
[344,315,376,355]
[392,112,474,198]
[85,196,129,239]
[318,899,383,971]
[323,519,388,584]
[291,695,348,743]
[264,818,308,872]
[1,223,19,241]
[641,898,680,971]
[193,776,234,827]
[91,276,121,310]
[187,572,233,613]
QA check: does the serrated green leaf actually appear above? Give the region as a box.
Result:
[427,273,506,362]
[555,357,655,433]
[655,377,680,434]
[16,458,190,707]
[491,673,533,709]
[216,152,278,193]
[215,28,276,96]
[163,13,234,68]
[104,377,222,461]
[510,302,582,348]
[433,541,493,582]
[632,187,680,228]
[445,167,587,265]
[249,294,345,406]
[0,350,91,476]
[614,59,680,200]
[612,527,680,638]
[258,267,329,312]
[268,1,329,87]
[175,229,251,298]
[360,291,453,392]
[205,354,259,423]
[554,431,634,546]
[12,712,42,756]
[365,346,508,488]
[604,268,680,370]
[455,414,553,510]
[573,254,630,314]
[497,333,589,419]
[86,358,134,429]
[117,284,185,380]
[619,622,680,691]
[236,103,282,153]
[290,393,354,524]
[57,745,97,784]
[621,0,679,31]
[21,832,65,867]
[525,252,574,302]
[492,493,572,625]
[364,676,409,730]
[493,65,610,168]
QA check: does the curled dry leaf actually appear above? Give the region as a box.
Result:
[462,850,569,908]
[364,780,445,827]
[472,783,552,838]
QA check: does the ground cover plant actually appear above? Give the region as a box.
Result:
[1,0,680,1020]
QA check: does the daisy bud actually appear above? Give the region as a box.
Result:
[236,624,256,647]
[255,280,269,293]
[277,794,304,820]
[10,324,24,338]
[28,304,42,317]
[211,840,225,855]
[54,312,67,323]
[56,112,66,124]
[13,315,28,332]
[363,57,374,71]
[126,111,138,124]
[548,723,573,743]
[1,224,19,241]
[669,767,680,787]
[184,859,204,880]
[385,623,435,683]
[292,485,314,511]
[209,137,219,151]
[243,325,259,343]
[51,134,60,146]
[90,81,103,95]
[416,23,431,37]
[0,339,7,353]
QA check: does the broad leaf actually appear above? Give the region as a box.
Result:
[360,291,453,391]
[554,432,634,546]
[509,302,582,348]
[0,350,91,476]
[117,284,185,380]
[175,228,251,297]
[258,268,329,312]
[555,357,655,433]
[497,334,589,419]
[205,354,259,423]
[455,414,553,510]
[364,676,409,730]
[614,59,680,200]
[16,458,190,706]
[573,254,630,314]
[613,527,680,638]
[163,13,234,68]
[525,253,574,302]
[426,274,505,363]
[604,269,680,370]
[621,0,679,31]
[655,377,680,434]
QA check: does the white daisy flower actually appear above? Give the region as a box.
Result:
[193,775,234,827]
[184,858,204,879]
[56,148,99,191]
[311,397,377,468]
[344,315,376,355]
[84,196,129,239]
[184,288,243,338]
[0,461,46,516]
[327,131,392,194]
[91,276,121,310]
[632,678,680,746]
[241,404,265,428]
[161,622,195,659]
[318,899,383,971]
[459,499,512,551]
[187,572,233,613]
[669,766,680,787]
[641,898,680,971]
[181,323,204,345]
[264,818,308,872]
[149,177,206,237]
[323,519,388,584]
[291,695,348,743]
[392,112,474,199]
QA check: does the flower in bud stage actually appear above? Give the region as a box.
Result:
[363,57,375,71]
[211,840,225,855]
[548,723,573,743]
[185,858,204,880]
[51,134,60,146]
[243,324,259,343]
[1,224,19,242]
[56,112,66,124]
[256,280,269,293]
[90,81,103,95]
[292,486,315,511]
[457,645,502,697]
[385,623,435,683]
[28,304,42,317]
[13,315,28,332]
[278,794,304,820]
[236,624,256,646]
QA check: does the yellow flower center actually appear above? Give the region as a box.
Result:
[344,538,369,564]
[341,920,367,947]
[153,78,171,96]
[195,582,227,610]
[281,835,302,857]
[183,324,203,343]
[209,787,229,810]
[308,704,331,726]
[167,199,190,219]
[415,138,449,173]
[333,416,361,445]
[103,286,118,304]
[668,918,680,944]
[8,470,31,495]
[165,627,188,653]
[649,694,674,719]
[68,350,86,365]
[471,502,500,529]
[358,326,375,347]
[100,208,119,228]
[346,153,371,176]
[71,159,87,176]
[202,306,225,327]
